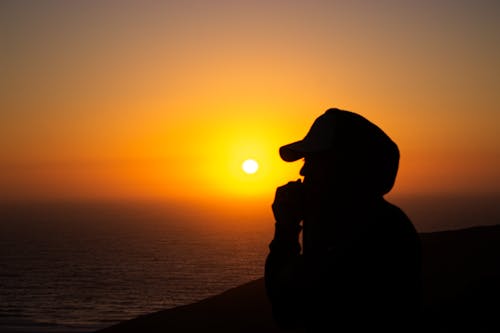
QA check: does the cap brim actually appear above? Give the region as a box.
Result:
[279,140,310,162]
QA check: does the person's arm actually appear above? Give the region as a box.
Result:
[264,180,305,329]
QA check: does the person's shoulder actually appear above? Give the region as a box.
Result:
[377,198,418,235]
[379,198,409,218]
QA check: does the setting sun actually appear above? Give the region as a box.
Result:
[242,159,259,174]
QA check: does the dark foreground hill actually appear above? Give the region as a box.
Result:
[96,224,500,333]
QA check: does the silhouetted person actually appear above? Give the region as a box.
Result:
[265,108,422,332]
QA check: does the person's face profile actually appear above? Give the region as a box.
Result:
[299,150,353,197]
[300,154,333,189]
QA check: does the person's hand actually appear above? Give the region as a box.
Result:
[272,179,304,225]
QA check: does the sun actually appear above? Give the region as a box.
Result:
[242,159,259,174]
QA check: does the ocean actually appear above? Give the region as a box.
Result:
[0,201,273,333]
[1,194,499,333]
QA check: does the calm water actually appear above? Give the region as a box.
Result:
[0,201,273,332]
[1,194,499,332]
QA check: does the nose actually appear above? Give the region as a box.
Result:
[299,160,307,177]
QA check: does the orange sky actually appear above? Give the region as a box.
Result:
[1,1,499,205]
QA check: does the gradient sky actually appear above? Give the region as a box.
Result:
[1,0,499,205]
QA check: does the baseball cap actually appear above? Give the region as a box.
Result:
[279,108,395,162]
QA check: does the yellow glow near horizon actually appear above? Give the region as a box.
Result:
[1,2,499,203]
[242,159,259,174]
